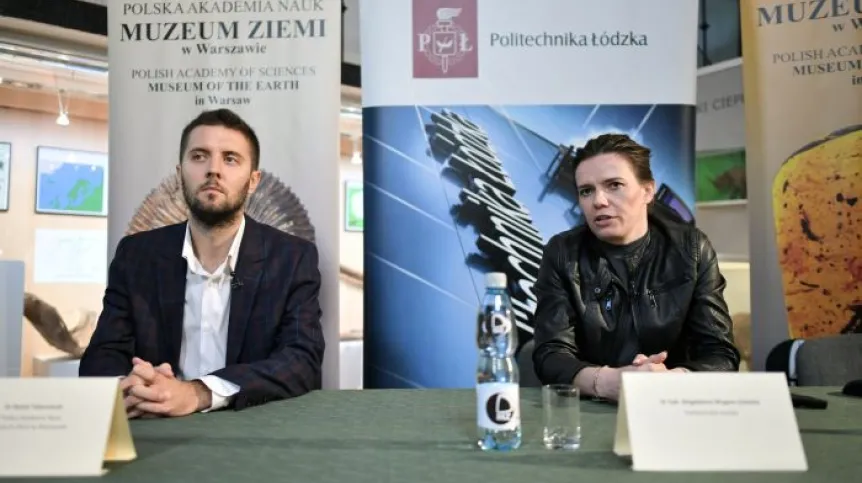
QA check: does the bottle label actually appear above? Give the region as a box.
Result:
[480,312,512,337]
[481,313,513,337]
[476,382,520,431]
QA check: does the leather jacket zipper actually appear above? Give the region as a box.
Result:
[629,282,639,337]
[647,290,657,308]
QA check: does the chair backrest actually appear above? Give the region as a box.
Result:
[516,338,541,387]
[765,338,806,385]
[795,334,862,386]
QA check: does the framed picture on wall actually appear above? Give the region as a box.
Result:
[695,149,747,206]
[344,179,363,232]
[34,146,109,217]
[0,142,10,212]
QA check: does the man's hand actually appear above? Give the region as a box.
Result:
[127,359,211,417]
[121,358,174,419]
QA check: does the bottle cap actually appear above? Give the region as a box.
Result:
[485,272,507,289]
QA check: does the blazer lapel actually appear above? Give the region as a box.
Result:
[156,223,189,369]
[226,216,265,365]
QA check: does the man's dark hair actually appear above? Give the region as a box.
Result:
[179,108,261,170]
[571,133,654,184]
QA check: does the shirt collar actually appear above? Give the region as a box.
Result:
[181,216,246,275]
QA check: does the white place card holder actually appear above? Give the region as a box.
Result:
[0,377,136,477]
[613,372,807,472]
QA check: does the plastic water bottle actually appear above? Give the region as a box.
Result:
[476,272,522,451]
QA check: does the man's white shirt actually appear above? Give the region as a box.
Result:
[178,217,245,411]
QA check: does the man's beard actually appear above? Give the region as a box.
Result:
[182,176,250,228]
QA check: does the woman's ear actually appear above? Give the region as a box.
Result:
[643,180,656,204]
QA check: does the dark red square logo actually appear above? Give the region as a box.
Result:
[412,0,478,78]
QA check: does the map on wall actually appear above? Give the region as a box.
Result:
[35,146,108,217]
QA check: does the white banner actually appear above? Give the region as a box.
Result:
[360,0,699,389]
[107,0,341,388]
[742,1,862,364]
[362,0,697,107]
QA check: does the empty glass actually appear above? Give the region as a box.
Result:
[542,384,581,450]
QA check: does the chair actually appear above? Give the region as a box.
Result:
[765,338,807,385]
[516,338,542,387]
[794,334,862,386]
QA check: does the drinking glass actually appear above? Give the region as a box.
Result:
[542,384,581,450]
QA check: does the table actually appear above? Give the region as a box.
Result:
[14,387,862,482]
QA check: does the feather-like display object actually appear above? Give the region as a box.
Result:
[23,293,96,358]
[125,170,316,242]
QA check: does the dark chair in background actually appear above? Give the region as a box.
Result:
[796,334,862,386]
[766,334,862,386]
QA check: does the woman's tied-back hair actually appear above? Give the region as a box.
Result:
[571,133,654,185]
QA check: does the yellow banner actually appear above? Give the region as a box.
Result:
[742,1,861,343]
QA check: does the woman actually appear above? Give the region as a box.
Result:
[531,133,740,401]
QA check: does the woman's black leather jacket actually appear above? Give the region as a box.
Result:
[531,205,741,385]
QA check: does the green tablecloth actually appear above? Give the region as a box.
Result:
[17,387,862,482]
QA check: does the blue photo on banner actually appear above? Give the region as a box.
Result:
[363,104,695,389]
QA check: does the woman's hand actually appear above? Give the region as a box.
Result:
[594,363,663,400]
[586,352,678,401]
[632,351,668,367]
[631,352,690,372]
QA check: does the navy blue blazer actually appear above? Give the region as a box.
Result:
[78,215,326,410]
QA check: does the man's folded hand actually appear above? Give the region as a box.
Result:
[121,358,174,419]
[125,358,211,417]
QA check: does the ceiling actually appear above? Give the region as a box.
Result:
[0,41,107,100]
[0,16,106,98]
[0,18,362,102]
[0,16,362,139]
[0,21,362,166]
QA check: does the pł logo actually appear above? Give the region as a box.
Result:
[412,1,478,78]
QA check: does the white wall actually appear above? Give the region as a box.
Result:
[695,59,752,369]
[0,102,108,377]
[697,205,749,260]
[337,153,363,389]
[338,159,363,338]
[695,58,748,259]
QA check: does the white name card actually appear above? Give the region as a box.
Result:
[0,377,136,477]
[613,372,807,472]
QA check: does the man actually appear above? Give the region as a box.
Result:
[79,108,325,417]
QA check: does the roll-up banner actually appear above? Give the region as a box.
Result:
[361,0,699,388]
[741,1,862,366]
[107,0,342,388]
